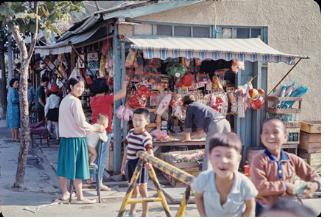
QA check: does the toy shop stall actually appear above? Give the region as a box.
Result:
[118,36,308,185]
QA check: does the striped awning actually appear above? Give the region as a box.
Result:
[127,37,309,65]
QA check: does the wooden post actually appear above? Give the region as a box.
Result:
[118,161,143,217]
[147,167,172,217]
[112,22,123,173]
[176,185,191,217]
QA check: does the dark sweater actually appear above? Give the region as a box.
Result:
[184,102,224,133]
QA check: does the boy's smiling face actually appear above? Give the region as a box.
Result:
[132,113,149,132]
[209,146,241,178]
[261,120,287,153]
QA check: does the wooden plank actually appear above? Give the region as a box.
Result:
[298,149,321,166]
[298,142,321,153]
[300,121,321,134]
[300,132,321,143]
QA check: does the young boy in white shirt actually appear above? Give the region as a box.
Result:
[191,132,257,217]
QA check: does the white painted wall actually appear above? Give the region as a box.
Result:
[133,0,320,121]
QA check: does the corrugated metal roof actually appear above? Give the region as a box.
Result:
[103,0,202,20]
[35,26,101,56]
[127,36,308,64]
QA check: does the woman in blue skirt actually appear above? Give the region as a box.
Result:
[6,78,20,141]
[57,77,105,203]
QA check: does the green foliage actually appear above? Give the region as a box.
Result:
[0,1,84,36]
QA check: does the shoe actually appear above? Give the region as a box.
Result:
[89,163,98,169]
[75,198,97,204]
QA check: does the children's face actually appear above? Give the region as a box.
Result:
[208,146,241,178]
[70,81,84,97]
[261,120,287,152]
[132,113,148,131]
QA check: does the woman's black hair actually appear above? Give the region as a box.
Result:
[67,76,83,91]
[9,78,19,87]
[90,78,109,95]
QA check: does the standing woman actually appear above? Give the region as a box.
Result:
[6,78,20,141]
[57,77,105,203]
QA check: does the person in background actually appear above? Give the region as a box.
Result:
[57,77,105,204]
[36,75,49,122]
[251,118,321,216]
[182,94,231,170]
[27,79,36,113]
[44,84,61,140]
[6,78,20,141]
[89,77,127,191]
[192,132,257,217]
[120,108,153,217]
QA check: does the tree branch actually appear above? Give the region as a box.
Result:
[27,1,38,62]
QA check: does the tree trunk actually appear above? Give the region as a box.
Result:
[10,25,31,188]
[0,36,7,118]
[10,2,39,188]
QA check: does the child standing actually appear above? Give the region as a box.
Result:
[121,108,153,217]
[86,114,108,167]
[44,84,61,140]
[251,118,320,215]
[191,132,258,217]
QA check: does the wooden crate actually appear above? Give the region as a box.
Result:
[300,121,321,134]
[300,132,321,143]
[266,96,303,114]
[298,142,321,153]
[298,149,321,166]
[158,149,204,187]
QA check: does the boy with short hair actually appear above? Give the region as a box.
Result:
[121,108,153,217]
[192,132,257,217]
[86,114,109,167]
[251,118,320,215]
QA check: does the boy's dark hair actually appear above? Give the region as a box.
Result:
[262,118,286,133]
[133,108,150,119]
[208,132,242,153]
[182,95,195,106]
[9,78,19,87]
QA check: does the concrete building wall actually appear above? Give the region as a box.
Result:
[134,0,320,121]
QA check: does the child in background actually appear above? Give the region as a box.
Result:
[44,84,61,140]
[86,114,108,167]
[192,132,257,217]
[120,108,153,217]
[251,118,320,215]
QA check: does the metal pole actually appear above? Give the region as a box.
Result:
[267,58,303,95]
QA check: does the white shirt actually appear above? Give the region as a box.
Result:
[44,94,61,116]
[191,170,258,217]
[59,94,95,138]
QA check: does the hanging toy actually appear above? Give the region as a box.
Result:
[248,88,265,110]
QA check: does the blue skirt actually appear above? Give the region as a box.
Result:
[57,137,90,180]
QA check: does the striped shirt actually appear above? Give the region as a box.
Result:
[125,129,153,160]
